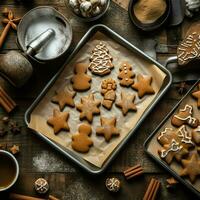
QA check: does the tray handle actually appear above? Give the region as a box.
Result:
[165,56,178,68]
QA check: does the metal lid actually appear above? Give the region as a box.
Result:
[17,6,73,61]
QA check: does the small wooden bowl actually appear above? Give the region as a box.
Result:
[128,0,171,31]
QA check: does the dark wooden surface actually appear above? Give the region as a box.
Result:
[0,1,199,199]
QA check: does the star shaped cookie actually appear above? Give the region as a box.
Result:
[131,74,155,98]
[96,117,119,142]
[192,84,200,108]
[76,93,101,123]
[47,109,70,134]
[116,92,137,115]
[51,89,76,110]
[180,153,200,183]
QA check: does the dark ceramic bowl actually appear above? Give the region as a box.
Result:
[128,0,171,31]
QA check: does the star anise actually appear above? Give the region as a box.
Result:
[0,127,7,137]
[9,121,21,134]
[176,82,188,95]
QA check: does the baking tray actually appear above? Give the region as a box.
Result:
[144,79,200,197]
[25,24,172,174]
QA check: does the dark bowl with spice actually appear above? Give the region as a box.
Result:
[128,0,171,31]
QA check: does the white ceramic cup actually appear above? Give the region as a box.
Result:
[0,150,19,192]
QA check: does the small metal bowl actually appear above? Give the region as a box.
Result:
[128,0,171,31]
[66,0,110,22]
[17,6,73,62]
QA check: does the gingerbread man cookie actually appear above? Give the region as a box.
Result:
[71,63,91,91]
[192,83,200,109]
[118,62,135,87]
[180,153,200,183]
[47,109,70,134]
[71,123,93,153]
[76,93,101,123]
[171,104,199,128]
[116,91,137,115]
[51,88,76,110]
[96,117,119,142]
[158,126,194,164]
[89,42,114,76]
[131,74,155,98]
[158,139,188,164]
[101,78,117,110]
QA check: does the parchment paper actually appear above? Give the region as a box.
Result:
[29,32,166,168]
[147,82,200,192]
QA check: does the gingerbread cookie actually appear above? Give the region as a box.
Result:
[76,93,101,123]
[131,74,155,98]
[158,126,194,164]
[71,123,93,153]
[116,91,137,115]
[71,63,91,91]
[96,117,119,142]
[89,42,114,76]
[118,62,135,87]
[51,88,76,110]
[158,139,188,164]
[47,109,70,134]
[180,153,200,183]
[177,23,200,66]
[101,78,117,110]
[192,126,200,145]
[192,84,200,108]
[171,104,199,128]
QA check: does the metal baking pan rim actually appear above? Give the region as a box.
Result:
[143,79,200,197]
[25,24,172,175]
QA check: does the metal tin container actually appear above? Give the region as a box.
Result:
[17,6,73,63]
[25,24,172,174]
[144,79,200,198]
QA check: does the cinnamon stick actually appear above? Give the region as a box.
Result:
[9,193,45,200]
[0,23,10,49]
[49,195,60,200]
[0,86,16,112]
[123,164,143,180]
[143,178,160,200]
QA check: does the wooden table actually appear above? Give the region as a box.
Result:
[0,1,199,199]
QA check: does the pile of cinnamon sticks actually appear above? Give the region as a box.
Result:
[0,86,16,113]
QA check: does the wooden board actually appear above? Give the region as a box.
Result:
[0,1,198,199]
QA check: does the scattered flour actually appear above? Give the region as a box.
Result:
[33,151,76,172]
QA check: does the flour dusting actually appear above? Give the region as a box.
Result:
[33,151,76,172]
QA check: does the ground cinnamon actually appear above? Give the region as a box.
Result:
[133,0,167,24]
